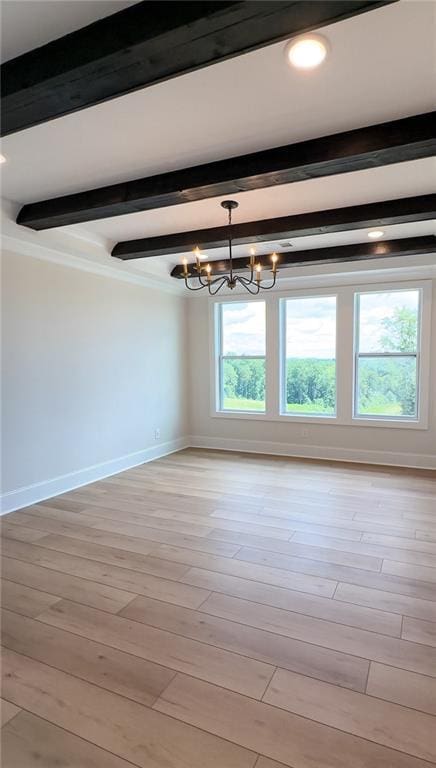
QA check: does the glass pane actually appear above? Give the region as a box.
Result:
[358,290,419,353]
[222,358,265,411]
[356,356,417,417]
[221,302,265,356]
[284,296,336,415]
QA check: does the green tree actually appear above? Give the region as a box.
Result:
[223,358,265,405]
[359,305,418,416]
[223,304,418,416]
[380,307,417,352]
[286,359,335,412]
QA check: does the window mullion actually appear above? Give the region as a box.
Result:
[266,295,279,417]
[336,288,354,423]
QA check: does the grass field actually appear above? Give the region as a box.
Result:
[223,398,404,416]
[286,402,334,414]
[358,402,403,415]
[222,398,333,413]
[223,398,265,411]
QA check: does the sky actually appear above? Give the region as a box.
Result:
[285,296,336,358]
[222,289,419,358]
[358,290,419,352]
[222,302,265,355]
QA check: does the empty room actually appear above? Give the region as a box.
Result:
[1,1,436,766]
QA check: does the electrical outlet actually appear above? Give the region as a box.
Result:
[301,427,309,438]
[154,428,160,440]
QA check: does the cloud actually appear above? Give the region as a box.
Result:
[358,290,419,352]
[222,302,265,355]
[286,297,336,358]
[221,290,419,360]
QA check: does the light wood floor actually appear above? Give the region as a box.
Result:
[1,448,436,768]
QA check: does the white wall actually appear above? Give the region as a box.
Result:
[187,278,436,469]
[2,245,435,515]
[1,248,189,510]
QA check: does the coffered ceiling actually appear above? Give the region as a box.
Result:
[1,0,435,286]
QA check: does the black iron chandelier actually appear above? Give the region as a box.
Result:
[181,200,278,295]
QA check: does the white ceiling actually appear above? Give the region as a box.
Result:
[1,0,435,283]
[2,1,435,203]
[0,1,137,63]
[110,218,435,284]
[74,158,436,242]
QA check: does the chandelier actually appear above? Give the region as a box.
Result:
[181,200,278,295]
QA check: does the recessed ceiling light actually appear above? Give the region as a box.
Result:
[368,230,385,239]
[0,154,6,164]
[285,34,329,70]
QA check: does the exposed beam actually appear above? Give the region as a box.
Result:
[17,111,435,231]
[2,1,395,138]
[170,236,436,277]
[112,195,436,260]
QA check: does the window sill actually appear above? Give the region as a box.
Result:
[213,410,269,421]
[213,411,339,425]
[212,410,428,429]
[350,416,428,430]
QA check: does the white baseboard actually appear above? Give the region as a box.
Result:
[0,437,189,515]
[188,435,436,470]
[2,434,434,516]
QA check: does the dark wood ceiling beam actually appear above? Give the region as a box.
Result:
[170,236,436,277]
[17,111,435,231]
[112,195,436,260]
[1,0,395,137]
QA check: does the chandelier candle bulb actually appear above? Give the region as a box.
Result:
[271,253,278,273]
[256,263,262,283]
[182,257,188,277]
[249,247,255,269]
[206,263,212,282]
[194,246,201,271]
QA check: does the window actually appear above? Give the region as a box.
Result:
[218,301,266,412]
[212,281,430,428]
[282,296,336,416]
[354,289,420,419]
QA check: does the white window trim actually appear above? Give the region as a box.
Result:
[350,281,431,429]
[216,300,267,414]
[209,279,432,430]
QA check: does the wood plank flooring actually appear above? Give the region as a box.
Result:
[1,448,436,768]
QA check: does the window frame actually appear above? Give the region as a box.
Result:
[214,298,267,416]
[279,293,338,420]
[210,279,432,429]
[351,284,429,428]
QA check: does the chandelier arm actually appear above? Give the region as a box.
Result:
[208,277,228,296]
[234,275,261,295]
[198,272,209,287]
[237,274,256,286]
[184,276,209,291]
[258,271,277,291]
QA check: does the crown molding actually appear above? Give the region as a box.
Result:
[2,198,434,299]
[1,199,184,296]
